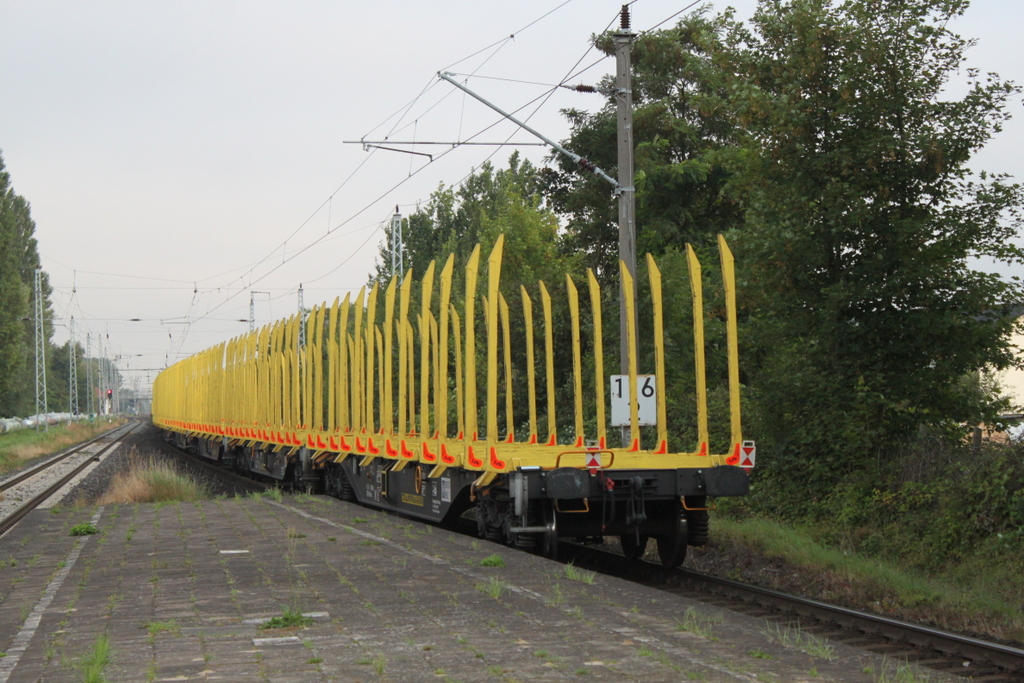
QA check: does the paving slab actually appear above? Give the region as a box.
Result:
[0,494,960,682]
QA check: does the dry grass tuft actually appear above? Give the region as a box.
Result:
[98,448,209,504]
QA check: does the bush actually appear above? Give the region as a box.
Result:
[98,449,209,504]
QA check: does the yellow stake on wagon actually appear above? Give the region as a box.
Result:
[153,234,749,473]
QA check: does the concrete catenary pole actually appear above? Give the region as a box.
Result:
[615,5,635,445]
[391,206,403,278]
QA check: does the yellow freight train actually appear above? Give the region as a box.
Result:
[152,234,754,566]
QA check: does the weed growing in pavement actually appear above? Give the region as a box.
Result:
[654,650,681,673]
[260,607,313,630]
[266,488,283,502]
[69,522,97,536]
[563,562,596,584]
[477,577,506,599]
[747,649,773,659]
[675,607,723,639]
[44,636,57,662]
[874,657,939,683]
[372,653,387,676]
[548,583,565,606]
[142,620,179,643]
[75,634,111,683]
[351,516,369,523]
[479,554,505,567]
[105,591,121,617]
[759,621,835,660]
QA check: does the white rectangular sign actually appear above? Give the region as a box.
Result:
[610,374,657,426]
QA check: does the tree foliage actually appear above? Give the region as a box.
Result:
[0,150,76,418]
[372,154,583,436]
[730,0,1024,504]
[539,0,1023,508]
[0,151,43,417]
[541,9,746,280]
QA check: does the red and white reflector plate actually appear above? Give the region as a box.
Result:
[740,440,756,469]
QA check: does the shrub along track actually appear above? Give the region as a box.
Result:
[141,426,271,496]
[0,420,141,536]
[559,541,1024,682]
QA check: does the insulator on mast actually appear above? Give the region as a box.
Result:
[620,5,630,31]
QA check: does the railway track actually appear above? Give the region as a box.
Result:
[560,541,1024,682]
[146,426,1024,680]
[0,420,141,536]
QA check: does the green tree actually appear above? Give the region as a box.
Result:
[372,154,586,438]
[540,1,1023,503]
[0,151,49,417]
[728,0,1024,508]
[540,9,746,280]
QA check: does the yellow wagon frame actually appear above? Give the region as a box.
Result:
[152,235,744,479]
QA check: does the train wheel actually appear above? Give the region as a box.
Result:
[656,507,688,568]
[620,532,649,560]
[539,502,558,560]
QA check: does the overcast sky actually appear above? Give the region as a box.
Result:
[1,0,1021,395]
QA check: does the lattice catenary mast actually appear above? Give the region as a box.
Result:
[69,317,78,415]
[33,267,48,430]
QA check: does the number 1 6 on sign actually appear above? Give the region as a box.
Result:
[610,375,657,427]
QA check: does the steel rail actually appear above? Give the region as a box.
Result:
[0,421,133,492]
[0,421,142,537]
[675,567,1024,677]
[559,542,1024,681]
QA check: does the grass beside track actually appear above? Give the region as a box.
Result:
[0,418,126,475]
[97,448,210,504]
[695,516,1024,645]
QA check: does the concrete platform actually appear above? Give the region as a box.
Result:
[0,495,952,682]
